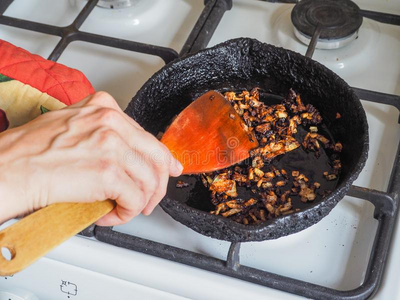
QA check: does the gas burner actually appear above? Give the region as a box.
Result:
[97,0,137,9]
[291,0,363,49]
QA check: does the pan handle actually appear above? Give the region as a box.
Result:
[0,199,115,276]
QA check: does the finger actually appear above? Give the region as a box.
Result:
[141,150,183,216]
[158,142,183,177]
[141,164,170,216]
[96,171,146,226]
[90,107,182,175]
[96,128,163,209]
[127,131,182,176]
[96,205,137,226]
[124,152,161,207]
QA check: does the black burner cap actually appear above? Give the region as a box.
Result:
[291,0,363,40]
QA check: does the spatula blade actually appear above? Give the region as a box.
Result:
[161,91,259,174]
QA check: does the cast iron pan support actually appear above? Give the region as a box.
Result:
[304,23,322,58]
[180,0,233,56]
[0,0,178,64]
[360,9,400,26]
[227,242,241,271]
[0,0,12,15]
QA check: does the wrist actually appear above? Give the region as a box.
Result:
[0,177,19,224]
[0,156,30,225]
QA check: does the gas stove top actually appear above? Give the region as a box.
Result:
[0,0,399,299]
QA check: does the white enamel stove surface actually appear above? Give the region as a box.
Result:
[0,0,399,299]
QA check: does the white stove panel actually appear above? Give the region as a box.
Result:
[0,0,399,299]
[0,254,188,300]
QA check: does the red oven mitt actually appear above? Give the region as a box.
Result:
[0,39,95,132]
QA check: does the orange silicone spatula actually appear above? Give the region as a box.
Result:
[163,90,258,174]
[0,90,258,276]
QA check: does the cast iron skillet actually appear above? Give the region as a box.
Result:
[125,38,369,242]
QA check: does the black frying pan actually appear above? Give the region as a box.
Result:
[125,38,368,242]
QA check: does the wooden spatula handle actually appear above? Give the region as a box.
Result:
[0,200,115,276]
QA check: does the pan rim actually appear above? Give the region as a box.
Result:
[127,37,369,241]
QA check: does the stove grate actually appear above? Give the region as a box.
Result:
[1,1,399,299]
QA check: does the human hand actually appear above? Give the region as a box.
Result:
[0,92,182,226]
